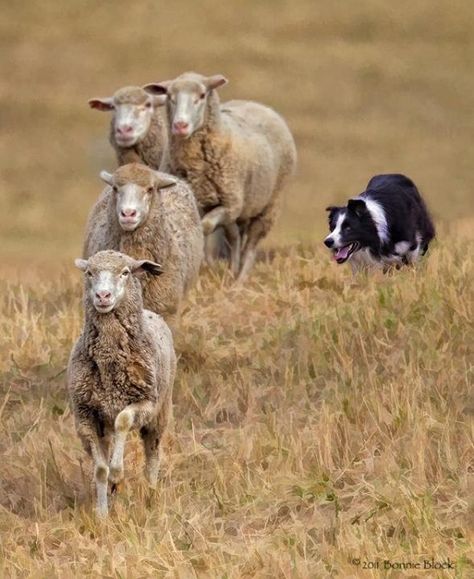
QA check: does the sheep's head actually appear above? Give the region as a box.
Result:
[89,87,166,147]
[100,163,177,232]
[144,72,227,138]
[75,250,163,314]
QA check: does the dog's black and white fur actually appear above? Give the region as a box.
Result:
[324,174,435,270]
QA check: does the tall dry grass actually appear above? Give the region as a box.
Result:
[1,239,473,576]
[1,0,473,576]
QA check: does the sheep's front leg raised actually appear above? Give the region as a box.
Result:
[77,420,110,518]
[109,401,156,486]
[202,207,241,276]
[201,206,228,236]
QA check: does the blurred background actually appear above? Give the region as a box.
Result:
[0,0,473,273]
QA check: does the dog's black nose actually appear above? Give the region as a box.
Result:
[324,237,334,248]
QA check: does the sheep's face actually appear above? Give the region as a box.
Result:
[75,251,163,314]
[100,164,177,232]
[113,102,155,147]
[144,74,227,139]
[167,81,208,138]
[89,87,166,147]
[115,181,152,232]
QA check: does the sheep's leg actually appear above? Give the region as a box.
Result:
[109,401,156,485]
[204,228,226,266]
[99,430,113,463]
[238,200,279,283]
[202,206,242,275]
[201,206,228,236]
[77,421,109,518]
[224,223,241,276]
[141,391,172,488]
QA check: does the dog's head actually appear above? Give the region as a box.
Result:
[324,200,378,264]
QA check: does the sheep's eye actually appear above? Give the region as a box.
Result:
[145,102,152,109]
[147,186,154,194]
[199,92,206,100]
[86,270,93,277]
[112,186,118,193]
[121,270,130,277]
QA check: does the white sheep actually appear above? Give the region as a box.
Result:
[89,86,169,170]
[144,72,297,281]
[83,162,204,328]
[68,250,176,517]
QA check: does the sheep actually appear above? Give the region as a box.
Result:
[68,250,176,517]
[83,162,204,329]
[89,86,169,170]
[144,72,297,281]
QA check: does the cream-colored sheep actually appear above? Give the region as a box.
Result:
[83,163,204,328]
[144,72,297,281]
[89,86,169,170]
[68,250,176,517]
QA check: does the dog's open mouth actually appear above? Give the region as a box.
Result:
[333,242,359,264]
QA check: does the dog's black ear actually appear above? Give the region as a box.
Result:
[348,199,367,218]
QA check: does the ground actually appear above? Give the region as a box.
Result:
[0,0,473,577]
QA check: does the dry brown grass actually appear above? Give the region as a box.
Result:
[1,0,473,576]
[1,240,473,576]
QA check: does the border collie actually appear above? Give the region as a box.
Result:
[324,174,435,270]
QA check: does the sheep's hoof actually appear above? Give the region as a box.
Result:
[109,465,124,485]
[96,504,108,519]
[202,219,215,236]
[110,480,124,495]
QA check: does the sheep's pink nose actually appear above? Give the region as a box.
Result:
[121,208,137,218]
[95,290,111,300]
[173,121,189,133]
[117,125,133,135]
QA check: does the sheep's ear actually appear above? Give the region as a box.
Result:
[75,258,88,271]
[347,199,367,218]
[89,97,114,111]
[131,260,164,277]
[204,75,228,91]
[143,82,171,95]
[154,173,177,190]
[100,171,114,186]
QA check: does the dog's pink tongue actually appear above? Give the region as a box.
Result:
[334,246,350,261]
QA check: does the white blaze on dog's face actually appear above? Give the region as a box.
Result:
[324,210,346,249]
[100,166,177,232]
[75,251,163,314]
[89,87,166,147]
[144,74,227,138]
[324,202,368,264]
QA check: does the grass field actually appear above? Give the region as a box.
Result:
[0,0,473,576]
